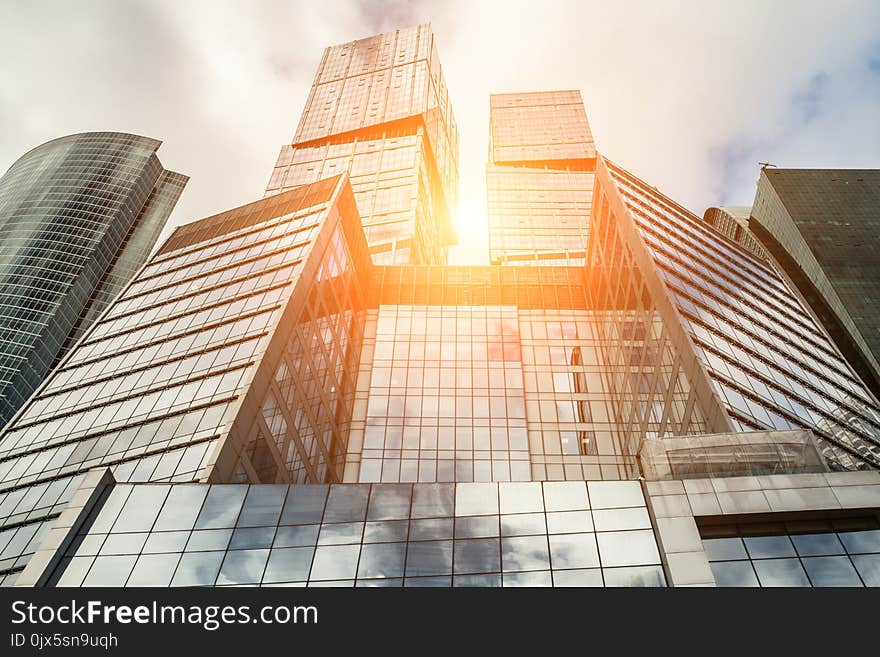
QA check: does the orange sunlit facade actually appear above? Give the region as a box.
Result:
[488,90,596,266]
[264,24,458,265]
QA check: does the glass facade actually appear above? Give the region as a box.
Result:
[488,91,596,266]
[0,132,186,430]
[750,169,880,401]
[702,516,880,587]
[0,176,369,584]
[44,480,665,588]
[592,158,880,471]
[3,28,880,590]
[265,24,458,265]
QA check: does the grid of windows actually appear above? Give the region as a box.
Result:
[47,480,665,588]
[520,310,631,480]
[359,305,530,482]
[702,516,880,587]
[0,132,186,430]
[488,91,595,267]
[265,24,458,265]
[603,160,880,471]
[0,179,347,585]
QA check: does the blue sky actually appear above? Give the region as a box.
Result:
[1,0,878,263]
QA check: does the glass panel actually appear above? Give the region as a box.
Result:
[357,543,406,579]
[546,511,593,534]
[82,555,137,586]
[551,569,603,587]
[709,560,759,587]
[363,520,408,543]
[216,549,270,585]
[502,570,554,587]
[127,553,182,587]
[100,533,148,556]
[153,485,208,532]
[317,522,364,545]
[602,565,666,587]
[323,485,369,523]
[410,484,453,518]
[454,574,501,587]
[548,533,600,569]
[500,513,546,537]
[193,486,247,529]
[587,481,643,509]
[702,537,747,561]
[543,482,589,512]
[752,558,810,587]
[280,486,328,525]
[405,540,453,577]
[498,482,543,514]
[839,530,880,555]
[186,529,232,552]
[273,525,320,548]
[112,486,171,533]
[453,538,500,574]
[744,536,796,559]
[262,547,315,584]
[309,544,360,580]
[229,527,276,550]
[455,516,499,539]
[592,507,651,532]
[143,531,190,554]
[852,554,880,586]
[409,518,453,541]
[367,484,412,520]
[501,535,550,572]
[790,533,845,557]
[596,530,661,567]
[801,556,863,587]
[54,556,94,587]
[171,551,225,586]
[455,483,498,516]
[238,485,287,527]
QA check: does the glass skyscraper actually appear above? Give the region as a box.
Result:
[264,24,458,265]
[0,132,187,431]
[3,28,880,590]
[749,169,880,402]
[487,90,596,266]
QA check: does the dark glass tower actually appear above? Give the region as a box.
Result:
[0,132,186,429]
[749,169,880,401]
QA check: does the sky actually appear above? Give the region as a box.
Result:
[1,0,878,264]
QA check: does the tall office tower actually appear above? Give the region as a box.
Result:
[590,158,880,472]
[749,169,880,401]
[0,176,369,584]
[487,90,596,266]
[264,24,459,266]
[0,132,187,430]
[701,206,767,259]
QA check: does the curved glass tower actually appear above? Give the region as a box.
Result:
[0,132,187,429]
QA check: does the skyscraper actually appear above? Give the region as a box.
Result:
[701,206,768,259]
[264,24,459,265]
[4,30,880,590]
[749,169,880,401]
[0,132,187,430]
[487,90,596,266]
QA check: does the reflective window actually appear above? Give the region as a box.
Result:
[703,517,880,587]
